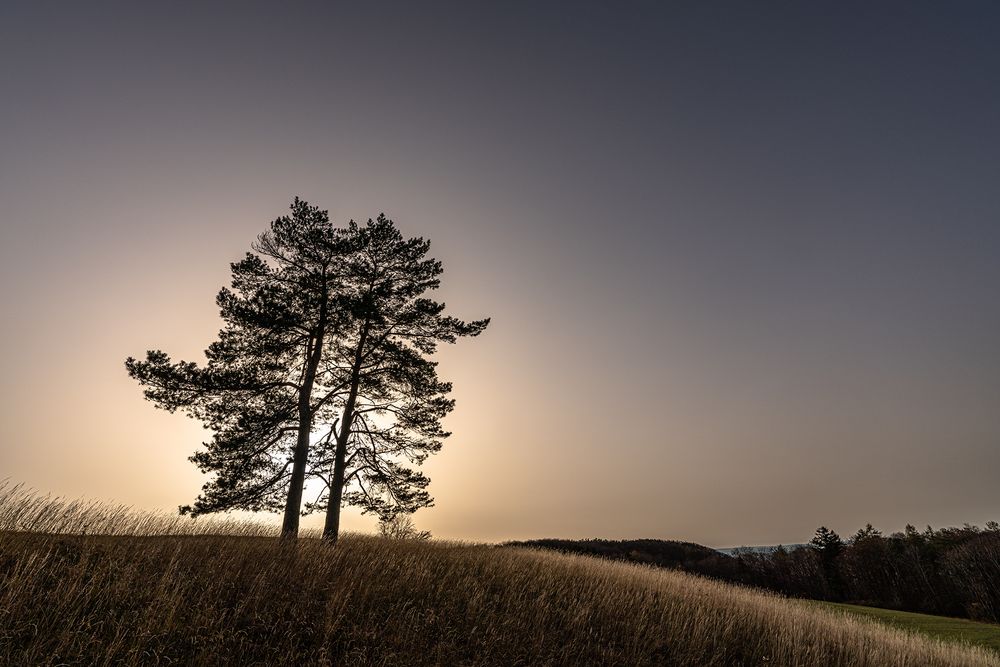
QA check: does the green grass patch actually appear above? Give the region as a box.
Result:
[812,601,1000,654]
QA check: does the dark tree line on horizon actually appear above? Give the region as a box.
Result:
[514,521,1000,623]
[736,522,1000,622]
[126,198,489,541]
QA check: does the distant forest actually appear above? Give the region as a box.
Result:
[510,521,1000,623]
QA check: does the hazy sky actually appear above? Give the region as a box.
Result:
[2,2,998,546]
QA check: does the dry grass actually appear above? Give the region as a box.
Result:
[1,483,997,666]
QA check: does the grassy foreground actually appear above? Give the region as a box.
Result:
[2,486,999,666]
[813,601,1000,654]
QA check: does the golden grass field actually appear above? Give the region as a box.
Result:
[2,483,997,666]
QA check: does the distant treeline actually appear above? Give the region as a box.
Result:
[509,522,1000,622]
[508,538,733,576]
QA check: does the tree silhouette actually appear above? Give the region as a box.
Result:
[125,199,488,540]
[126,199,352,537]
[850,523,882,544]
[810,526,844,554]
[810,526,845,598]
[308,217,489,542]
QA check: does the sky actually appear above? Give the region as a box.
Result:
[1,2,998,547]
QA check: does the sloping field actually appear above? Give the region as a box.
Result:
[1,485,998,666]
[813,601,1000,654]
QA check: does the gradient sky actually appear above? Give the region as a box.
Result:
[2,2,998,547]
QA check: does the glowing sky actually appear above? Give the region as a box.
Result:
[2,2,998,546]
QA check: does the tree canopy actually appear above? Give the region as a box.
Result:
[304,217,488,540]
[126,199,489,539]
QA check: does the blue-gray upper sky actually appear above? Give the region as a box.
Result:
[1,1,998,545]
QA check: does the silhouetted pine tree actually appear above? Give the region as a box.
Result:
[850,523,882,544]
[310,216,490,542]
[810,526,845,598]
[126,199,353,538]
[126,200,489,541]
[810,526,844,555]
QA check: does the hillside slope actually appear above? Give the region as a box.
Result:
[506,537,738,578]
[813,601,1000,654]
[1,487,998,666]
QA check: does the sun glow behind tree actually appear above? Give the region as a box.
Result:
[126,199,488,539]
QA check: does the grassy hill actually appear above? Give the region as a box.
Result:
[812,601,1000,654]
[2,485,998,666]
[506,537,737,576]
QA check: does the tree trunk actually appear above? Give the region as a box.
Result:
[322,423,350,543]
[281,296,328,539]
[281,389,314,538]
[322,321,369,542]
